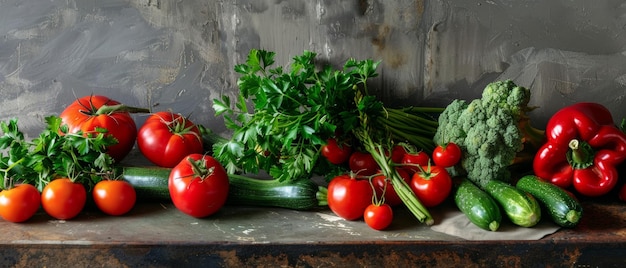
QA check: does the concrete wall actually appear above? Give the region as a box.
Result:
[1,0,625,139]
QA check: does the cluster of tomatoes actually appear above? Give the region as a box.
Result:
[0,95,228,223]
[321,138,462,230]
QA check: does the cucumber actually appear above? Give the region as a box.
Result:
[484,180,542,227]
[516,175,583,228]
[454,179,502,231]
[120,166,327,210]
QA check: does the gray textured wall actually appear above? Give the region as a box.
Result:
[1,0,625,141]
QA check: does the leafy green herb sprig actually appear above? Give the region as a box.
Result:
[213,50,363,181]
[213,49,442,185]
[0,116,117,191]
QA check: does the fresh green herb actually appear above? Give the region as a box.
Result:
[0,116,117,191]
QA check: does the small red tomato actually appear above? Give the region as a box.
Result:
[389,145,407,164]
[41,178,87,220]
[364,203,394,231]
[169,154,230,218]
[349,151,379,176]
[372,169,411,206]
[432,142,462,168]
[321,138,352,165]
[93,180,137,216]
[327,174,373,220]
[401,151,430,174]
[0,184,41,223]
[410,165,452,207]
[137,111,204,168]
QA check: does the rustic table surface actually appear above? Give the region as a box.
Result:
[0,195,624,267]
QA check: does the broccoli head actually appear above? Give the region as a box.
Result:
[433,80,545,188]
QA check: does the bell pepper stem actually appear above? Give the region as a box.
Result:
[567,139,594,169]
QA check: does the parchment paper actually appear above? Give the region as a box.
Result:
[430,209,560,240]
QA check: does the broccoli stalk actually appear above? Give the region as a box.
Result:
[433,80,545,189]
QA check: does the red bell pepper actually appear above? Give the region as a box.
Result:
[533,102,626,197]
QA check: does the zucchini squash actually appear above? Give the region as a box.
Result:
[516,175,583,228]
[454,179,502,231]
[484,180,542,227]
[120,166,327,210]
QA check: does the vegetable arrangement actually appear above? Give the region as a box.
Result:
[0,48,625,237]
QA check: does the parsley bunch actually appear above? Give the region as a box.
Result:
[0,116,117,191]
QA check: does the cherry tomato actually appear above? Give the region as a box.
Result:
[364,203,394,230]
[321,138,352,165]
[432,142,462,168]
[0,184,41,223]
[372,169,411,206]
[59,95,146,162]
[93,180,137,216]
[410,165,452,207]
[137,111,204,168]
[389,145,407,164]
[401,151,430,174]
[327,174,373,220]
[41,178,87,220]
[169,154,230,218]
[349,151,379,176]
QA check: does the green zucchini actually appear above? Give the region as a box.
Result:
[120,166,327,210]
[516,175,583,228]
[484,180,541,227]
[454,179,502,231]
[120,166,171,200]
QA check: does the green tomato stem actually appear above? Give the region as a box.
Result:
[95,104,150,115]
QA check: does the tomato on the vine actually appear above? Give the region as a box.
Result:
[169,154,230,218]
[41,178,87,220]
[59,95,148,162]
[0,184,41,223]
[364,203,394,230]
[349,151,379,176]
[432,142,462,168]
[372,168,411,206]
[327,174,373,220]
[93,180,137,216]
[321,138,352,165]
[401,150,430,174]
[410,165,452,207]
[137,111,204,168]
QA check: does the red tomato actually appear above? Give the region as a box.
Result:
[41,178,87,220]
[59,95,145,162]
[0,184,41,223]
[93,180,137,216]
[137,112,204,168]
[349,151,379,176]
[372,169,411,206]
[364,203,394,230]
[401,151,430,174]
[389,145,407,164]
[432,142,462,168]
[410,165,452,207]
[321,138,352,165]
[169,154,230,218]
[327,174,373,220]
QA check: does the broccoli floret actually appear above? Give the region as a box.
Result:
[433,80,544,189]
